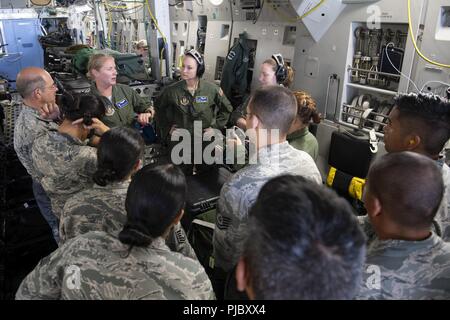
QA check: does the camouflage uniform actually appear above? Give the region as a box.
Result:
[213,141,323,272]
[155,79,232,143]
[435,159,450,241]
[32,129,97,218]
[13,103,58,179]
[61,181,197,258]
[287,127,319,162]
[16,231,215,300]
[60,181,130,243]
[356,232,450,299]
[90,83,152,128]
[358,159,450,243]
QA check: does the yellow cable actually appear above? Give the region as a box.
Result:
[408,0,450,68]
[105,3,127,9]
[297,0,325,20]
[145,0,168,77]
[145,0,167,45]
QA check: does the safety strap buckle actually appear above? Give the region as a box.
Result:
[369,129,378,154]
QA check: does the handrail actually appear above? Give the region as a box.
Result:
[347,65,401,78]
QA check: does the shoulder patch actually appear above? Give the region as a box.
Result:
[216,214,232,230]
[180,96,190,106]
[175,229,186,243]
[227,50,236,60]
[105,105,115,116]
[218,88,224,97]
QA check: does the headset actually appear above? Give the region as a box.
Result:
[272,53,287,84]
[185,49,205,78]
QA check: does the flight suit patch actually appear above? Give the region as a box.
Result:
[105,105,115,116]
[180,96,190,106]
[195,96,208,103]
[115,99,129,109]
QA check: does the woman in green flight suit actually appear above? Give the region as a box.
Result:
[155,49,232,144]
[87,53,154,129]
[229,53,295,130]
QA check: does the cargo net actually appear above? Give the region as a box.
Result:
[0,98,23,209]
[1,99,22,147]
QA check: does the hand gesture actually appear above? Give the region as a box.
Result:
[39,102,60,120]
[137,112,153,126]
[72,117,110,136]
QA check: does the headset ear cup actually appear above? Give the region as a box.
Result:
[272,54,287,84]
[276,66,287,83]
[197,62,205,77]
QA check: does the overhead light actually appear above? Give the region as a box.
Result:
[209,0,224,5]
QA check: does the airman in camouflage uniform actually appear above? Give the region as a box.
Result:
[381,93,450,241]
[15,231,215,300]
[213,141,322,272]
[32,129,97,218]
[356,152,450,299]
[13,67,61,242]
[358,157,448,245]
[61,180,197,258]
[356,232,450,299]
[14,106,58,179]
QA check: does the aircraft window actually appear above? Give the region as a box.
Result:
[442,7,450,27]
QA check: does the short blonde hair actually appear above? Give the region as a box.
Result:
[87,53,114,79]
